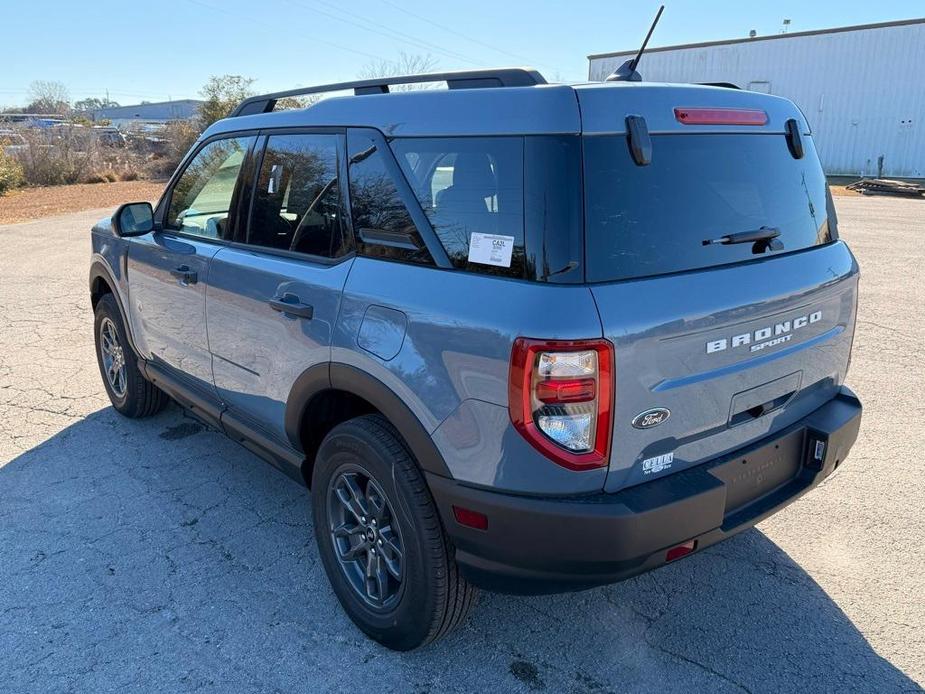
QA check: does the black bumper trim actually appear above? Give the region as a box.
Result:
[427,387,862,595]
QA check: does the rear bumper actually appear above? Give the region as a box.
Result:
[427,387,861,594]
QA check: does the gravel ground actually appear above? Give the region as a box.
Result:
[0,198,922,693]
[0,181,164,224]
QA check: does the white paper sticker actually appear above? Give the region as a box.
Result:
[468,233,515,268]
[642,452,674,475]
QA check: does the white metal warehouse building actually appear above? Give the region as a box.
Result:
[588,18,925,178]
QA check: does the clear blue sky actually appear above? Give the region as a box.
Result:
[2,0,922,106]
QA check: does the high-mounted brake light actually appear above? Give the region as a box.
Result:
[509,338,613,471]
[674,107,768,126]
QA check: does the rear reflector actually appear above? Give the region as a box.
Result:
[665,540,697,562]
[674,107,768,126]
[453,505,488,531]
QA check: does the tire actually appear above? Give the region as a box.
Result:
[312,414,477,650]
[93,293,168,418]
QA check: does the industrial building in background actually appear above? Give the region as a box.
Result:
[88,99,203,128]
[588,18,924,178]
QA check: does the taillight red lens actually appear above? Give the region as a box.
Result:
[535,378,596,404]
[674,107,768,126]
[509,338,613,471]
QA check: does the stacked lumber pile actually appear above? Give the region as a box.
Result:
[846,179,925,198]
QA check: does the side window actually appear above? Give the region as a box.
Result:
[391,136,526,278]
[166,136,254,239]
[346,131,432,266]
[247,133,349,258]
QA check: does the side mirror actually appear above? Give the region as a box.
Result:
[112,202,154,237]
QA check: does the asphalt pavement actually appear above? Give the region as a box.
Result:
[0,197,922,693]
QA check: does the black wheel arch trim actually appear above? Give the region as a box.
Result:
[89,259,140,357]
[284,362,452,479]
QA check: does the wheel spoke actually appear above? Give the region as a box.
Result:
[365,553,389,603]
[334,474,368,523]
[366,483,387,522]
[373,560,389,602]
[332,521,361,539]
[379,527,402,579]
[340,539,368,562]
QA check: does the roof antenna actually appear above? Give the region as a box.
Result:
[606,5,665,82]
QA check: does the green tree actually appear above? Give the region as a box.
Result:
[0,152,24,195]
[199,75,256,128]
[73,97,120,113]
[275,95,320,111]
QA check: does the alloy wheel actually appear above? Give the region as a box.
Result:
[327,467,404,609]
[99,317,127,398]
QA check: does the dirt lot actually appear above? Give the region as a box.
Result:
[0,180,165,224]
[0,197,922,692]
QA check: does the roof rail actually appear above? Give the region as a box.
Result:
[230,68,547,117]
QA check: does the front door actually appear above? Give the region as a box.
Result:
[127,135,255,389]
[206,131,353,443]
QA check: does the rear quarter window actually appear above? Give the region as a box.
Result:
[584,134,833,282]
[390,135,583,283]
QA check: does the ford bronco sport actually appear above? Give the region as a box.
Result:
[89,68,862,650]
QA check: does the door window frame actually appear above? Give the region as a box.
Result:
[345,126,453,269]
[153,130,260,245]
[152,125,454,270]
[234,127,355,267]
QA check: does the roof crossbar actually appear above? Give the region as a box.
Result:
[230,68,547,117]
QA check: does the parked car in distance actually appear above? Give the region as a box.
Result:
[92,126,126,147]
[0,128,28,155]
[89,68,862,650]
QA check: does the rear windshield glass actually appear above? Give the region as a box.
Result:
[584,134,833,282]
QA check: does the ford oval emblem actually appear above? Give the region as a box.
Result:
[632,408,671,429]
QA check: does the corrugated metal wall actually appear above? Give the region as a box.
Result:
[588,21,925,178]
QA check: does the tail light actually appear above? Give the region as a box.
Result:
[509,338,613,471]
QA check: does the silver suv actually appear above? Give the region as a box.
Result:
[89,68,862,650]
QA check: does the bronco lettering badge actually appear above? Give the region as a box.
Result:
[706,311,822,355]
[632,408,671,429]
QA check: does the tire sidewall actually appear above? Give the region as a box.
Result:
[93,294,138,415]
[312,420,444,649]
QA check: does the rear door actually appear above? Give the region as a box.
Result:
[577,86,859,493]
[206,130,353,445]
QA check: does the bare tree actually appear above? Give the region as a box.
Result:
[357,52,439,90]
[26,80,70,114]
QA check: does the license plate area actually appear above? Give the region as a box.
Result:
[709,429,805,515]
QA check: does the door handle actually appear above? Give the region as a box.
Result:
[170,265,198,285]
[269,292,314,319]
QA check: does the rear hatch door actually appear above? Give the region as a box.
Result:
[576,84,859,493]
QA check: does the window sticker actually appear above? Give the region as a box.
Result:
[468,232,514,268]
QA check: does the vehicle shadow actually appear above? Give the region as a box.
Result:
[0,405,917,693]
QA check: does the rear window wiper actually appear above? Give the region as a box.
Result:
[702,226,782,253]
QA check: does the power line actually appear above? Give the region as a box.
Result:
[183,0,385,62]
[284,0,484,67]
[376,0,555,70]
